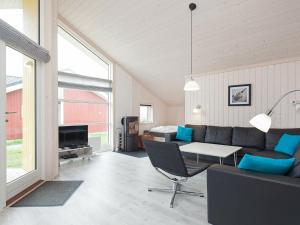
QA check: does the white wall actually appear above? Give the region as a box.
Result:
[40,0,59,180]
[114,65,167,136]
[114,65,133,130]
[166,106,185,125]
[185,59,300,128]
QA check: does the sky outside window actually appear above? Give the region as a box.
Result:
[58,27,109,80]
[0,9,24,78]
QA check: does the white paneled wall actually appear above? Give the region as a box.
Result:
[185,60,300,128]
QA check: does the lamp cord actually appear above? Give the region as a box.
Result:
[267,89,300,115]
[190,8,193,76]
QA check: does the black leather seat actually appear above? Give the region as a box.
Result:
[207,164,300,225]
[184,159,209,176]
[254,150,291,159]
[144,140,209,208]
[171,140,190,146]
[238,147,261,156]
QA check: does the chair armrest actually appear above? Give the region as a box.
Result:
[164,132,177,142]
[207,165,300,225]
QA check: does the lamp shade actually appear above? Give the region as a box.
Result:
[249,113,272,133]
[184,79,200,91]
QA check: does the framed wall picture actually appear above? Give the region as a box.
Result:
[228,84,251,106]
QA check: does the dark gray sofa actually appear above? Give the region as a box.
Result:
[166,125,300,225]
[207,163,300,225]
[165,125,300,164]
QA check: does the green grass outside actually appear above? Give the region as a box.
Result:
[7,139,22,146]
[7,143,22,168]
[88,132,109,144]
[6,132,108,168]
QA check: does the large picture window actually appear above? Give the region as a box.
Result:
[58,27,113,152]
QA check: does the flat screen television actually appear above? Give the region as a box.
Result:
[59,125,88,148]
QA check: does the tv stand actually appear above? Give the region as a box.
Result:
[59,146,93,165]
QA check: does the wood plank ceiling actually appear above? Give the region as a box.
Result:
[58,0,300,105]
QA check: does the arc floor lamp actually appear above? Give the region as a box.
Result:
[250,89,300,132]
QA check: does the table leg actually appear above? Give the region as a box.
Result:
[219,157,223,165]
[234,152,237,167]
[197,154,199,164]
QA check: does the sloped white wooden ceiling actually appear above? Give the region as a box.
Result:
[58,0,300,105]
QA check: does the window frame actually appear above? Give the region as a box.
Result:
[58,87,110,126]
[57,21,114,147]
[139,104,154,124]
[57,26,110,80]
[57,24,113,79]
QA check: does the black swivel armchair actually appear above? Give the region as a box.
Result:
[144,140,210,208]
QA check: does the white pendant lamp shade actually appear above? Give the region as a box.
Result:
[184,78,200,91]
[184,3,199,92]
[249,113,272,133]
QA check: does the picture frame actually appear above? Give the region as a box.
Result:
[228,84,251,106]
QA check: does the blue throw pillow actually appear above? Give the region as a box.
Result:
[238,154,295,175]
[176,126,192,142]
[275,134,300,156]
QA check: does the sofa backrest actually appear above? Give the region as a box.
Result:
[205,126,233,145]
[265,128,300,150]
[185,125,300,150]
[185,124,207,142]
[232,127,265,149]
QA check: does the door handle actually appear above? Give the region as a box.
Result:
[6,112,17,115]
[5,112,17,123]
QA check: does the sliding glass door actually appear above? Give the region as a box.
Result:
[0,0,40,205]
[6,47,36,183]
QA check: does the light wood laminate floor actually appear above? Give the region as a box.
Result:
[0,152,210,225]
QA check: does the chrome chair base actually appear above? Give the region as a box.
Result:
[148,180,204,208]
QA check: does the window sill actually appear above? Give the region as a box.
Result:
[140,122,154,124]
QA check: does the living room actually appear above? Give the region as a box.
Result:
[0,0,300,225]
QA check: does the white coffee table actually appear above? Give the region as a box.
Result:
[179,142,242,167]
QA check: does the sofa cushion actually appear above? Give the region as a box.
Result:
[205,126,233,145]
[287,147,300,177]
[274,134,300,156]
[238,147,261,157]
[238,154,296,175]
[265,128,300,150]
[232,127,265,149]
[287,159,300,178]
[254,150,291,159]
[185,124,207,142]
[176,126,192,142]
[294,146,300,159]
